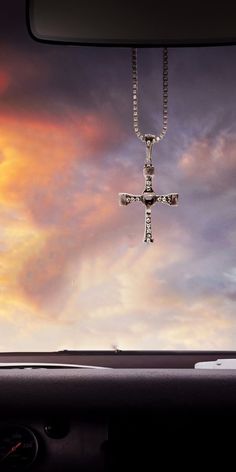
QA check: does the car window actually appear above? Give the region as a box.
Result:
[0,0,235,351]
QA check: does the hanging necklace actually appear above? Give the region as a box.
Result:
[119,48,179,243]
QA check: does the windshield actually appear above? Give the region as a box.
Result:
[0,1,236,351]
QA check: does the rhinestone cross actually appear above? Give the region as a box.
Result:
[119,135,178,243]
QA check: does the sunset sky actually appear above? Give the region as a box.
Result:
[0,0,235,351]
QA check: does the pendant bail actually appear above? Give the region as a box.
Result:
[145,134,156,164]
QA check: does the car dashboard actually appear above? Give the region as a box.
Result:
[0,351,236,471]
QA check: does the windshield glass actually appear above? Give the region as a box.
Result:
[0,1,236,351]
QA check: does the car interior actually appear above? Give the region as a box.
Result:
[1,1,236,470]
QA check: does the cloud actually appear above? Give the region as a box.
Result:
[179,132,236,194]
[0,108,235,352]
[1,239,234,351]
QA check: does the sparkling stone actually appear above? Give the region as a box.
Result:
[143,194,155,205]
[163,197,166,202]
[146,218,151,223]
[127,197,130,202]
[131,197,135,201]
[136,197,140,201]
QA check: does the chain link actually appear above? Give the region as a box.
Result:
[132,48,168,144]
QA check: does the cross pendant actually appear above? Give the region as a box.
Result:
[119,136,178,243]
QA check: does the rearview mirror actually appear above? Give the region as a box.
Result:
[28,0,236,46]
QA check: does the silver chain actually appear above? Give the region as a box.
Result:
[132,48,168,144]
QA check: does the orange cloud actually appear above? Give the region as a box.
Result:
[0,111,121,204]
[0,111,126,315]
[0,71,10,94]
